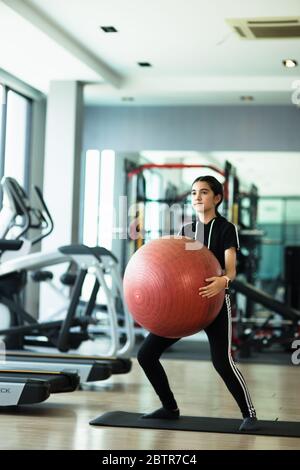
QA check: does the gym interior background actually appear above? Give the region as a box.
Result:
[0,0,300,451]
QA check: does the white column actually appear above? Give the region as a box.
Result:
[40,81,83,321]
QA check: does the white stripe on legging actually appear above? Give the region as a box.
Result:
[225,294,256,417]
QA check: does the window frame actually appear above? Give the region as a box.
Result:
[0,83,32,202]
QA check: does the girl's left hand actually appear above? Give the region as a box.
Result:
[199,276,226,298]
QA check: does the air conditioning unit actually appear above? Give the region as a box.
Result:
[226,17,300,39]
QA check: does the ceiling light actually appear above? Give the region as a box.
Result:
[240,96,254,101]
[282,59,298,68]
[100,26,118,33]
[138,62,152,67]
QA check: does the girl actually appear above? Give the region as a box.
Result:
[137,175,258,432]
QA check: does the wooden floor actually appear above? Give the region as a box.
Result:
[0,358,299,450]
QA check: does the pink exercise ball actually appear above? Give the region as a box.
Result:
[124,237,225,338]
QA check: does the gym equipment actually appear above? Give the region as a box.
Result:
[0,177,133,381]
[1,355,112,383]
[0,180,114,403]
[285,246,300,310]
[4,351,131,375]
[231,279,300,356]
[0,244,134,356]
[0,369,80,406]
[0,375,50,406]
[0,178,133,356]
[89,411,300,438]
[0,176,53,260]
[123,237,224,338]
[0,176,54,335]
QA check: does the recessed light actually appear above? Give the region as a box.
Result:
[240,96,254,101]
[122,97,135,102]
[282,59,298,68]
[138,62,152,67]
[100,26,118,33]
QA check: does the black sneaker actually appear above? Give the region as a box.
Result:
[141,407,180,420]
[239,417,260,432]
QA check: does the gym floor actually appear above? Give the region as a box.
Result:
[1,358,299,450]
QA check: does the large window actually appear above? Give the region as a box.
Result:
[81,149,116,302]
[82,149,101,247]
[82,149,116,250]
[98,149,115,250]
[0,84,32,195]
[4,90,31,186]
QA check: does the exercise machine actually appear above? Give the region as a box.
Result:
[0,178,133,382]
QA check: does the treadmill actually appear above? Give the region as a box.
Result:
[4,351,131,377]
[0,243,132,380]
[0,369,80,406]
[0,374,50,406]
[0,177,133,379]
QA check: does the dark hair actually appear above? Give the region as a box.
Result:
[191,175,223,216]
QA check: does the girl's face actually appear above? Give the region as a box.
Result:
[191,181,221,215]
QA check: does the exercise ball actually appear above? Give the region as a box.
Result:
[124,237,225,338]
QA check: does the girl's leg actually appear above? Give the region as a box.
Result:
[137,332,180,410]
[204,294,256,419]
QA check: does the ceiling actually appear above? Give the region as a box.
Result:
[1,0,300,105]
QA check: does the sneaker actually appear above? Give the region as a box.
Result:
[239,417,260,432]
[141,407,180,420]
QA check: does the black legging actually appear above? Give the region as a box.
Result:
[137,294,256,418]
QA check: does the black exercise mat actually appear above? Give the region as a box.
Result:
[90,411,300,437]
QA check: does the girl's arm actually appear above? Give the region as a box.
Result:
[224,246,237,282]
[199,247,237,298]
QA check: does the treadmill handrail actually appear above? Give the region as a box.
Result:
[0,249,71,277]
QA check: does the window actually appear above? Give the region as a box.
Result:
[98,149,115,250]
[82,149,101,247]
[0,85,32,198]
[82,149,116,250]
[4,90,31,187]
[81,149,116,303]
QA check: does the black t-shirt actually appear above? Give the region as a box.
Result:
[179,216,239,269]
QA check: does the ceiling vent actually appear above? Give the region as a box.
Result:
[226,17,300,39]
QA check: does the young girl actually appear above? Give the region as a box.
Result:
[137,175,258,431]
